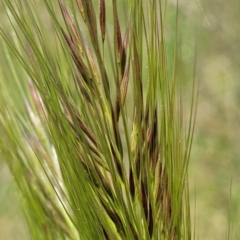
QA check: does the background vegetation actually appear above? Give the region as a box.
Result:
[0,0,240,239]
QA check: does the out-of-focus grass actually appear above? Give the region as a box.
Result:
[0,165,27,240]
[187,0,240,239]
[0,0,240,239]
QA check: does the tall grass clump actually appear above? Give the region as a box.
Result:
[0,0,197,239]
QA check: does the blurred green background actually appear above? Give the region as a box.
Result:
[0,0,240,239]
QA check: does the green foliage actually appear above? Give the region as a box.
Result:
[0,0,197,239]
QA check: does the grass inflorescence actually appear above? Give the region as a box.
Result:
[0,0,197,239]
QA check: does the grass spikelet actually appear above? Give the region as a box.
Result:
[76,0,86,22]
[99,0,106,44]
